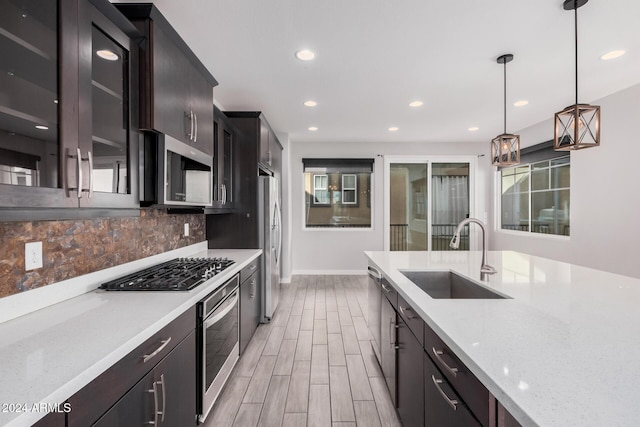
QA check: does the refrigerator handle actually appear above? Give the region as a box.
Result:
[274,198,283,266]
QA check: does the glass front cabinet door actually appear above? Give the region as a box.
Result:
[0,0,140,212]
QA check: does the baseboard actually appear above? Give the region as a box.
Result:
[291,269,365,276]
[281,276,292,284]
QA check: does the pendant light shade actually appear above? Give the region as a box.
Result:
[491,54,520,166]
[554,0,600,150]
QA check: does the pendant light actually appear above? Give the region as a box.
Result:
[554,0,600,150]
[491,54,520,166]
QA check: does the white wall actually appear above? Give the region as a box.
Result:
[289,141,491,274]
[491,83,640,278]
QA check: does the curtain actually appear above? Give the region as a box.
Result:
[431,176,469,224]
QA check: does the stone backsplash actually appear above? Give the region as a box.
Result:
[0,209,205,298]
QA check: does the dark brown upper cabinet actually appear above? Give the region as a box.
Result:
[114,4,218,157]
[0,0,141,215]
[208,106,236,211]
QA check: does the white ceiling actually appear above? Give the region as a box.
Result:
[118,0,640,146]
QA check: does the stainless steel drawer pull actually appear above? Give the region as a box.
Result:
[86,151,93,198]
[143,337,172,363]
[381,283,393,293]
[367,265,382,280]
[250,278,256,299]
[431,375,459,411]
[432,347,459,377]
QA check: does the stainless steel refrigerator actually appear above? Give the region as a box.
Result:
[258,174,282,322]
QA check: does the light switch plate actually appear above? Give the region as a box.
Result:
[184,223,189,237]
[25,241,43,271]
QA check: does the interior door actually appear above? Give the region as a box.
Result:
[386,159,472,251]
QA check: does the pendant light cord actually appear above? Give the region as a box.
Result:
[503,59,507,134]
[574,0,579,105]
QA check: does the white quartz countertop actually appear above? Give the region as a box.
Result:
[0,245,261,427]
[365,250,640,427]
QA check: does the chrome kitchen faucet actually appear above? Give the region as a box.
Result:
[450,218,497,280]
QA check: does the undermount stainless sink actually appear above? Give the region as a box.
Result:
[400,270,509,299]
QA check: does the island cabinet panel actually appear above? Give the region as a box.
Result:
[380,294,397,405]
[424,321,490,426]
[396,316,424,427]
[32,411,66,427]
[497,401,522,427]
[67,307,196,426]
[424,352,481,427]
[115,3,217,157]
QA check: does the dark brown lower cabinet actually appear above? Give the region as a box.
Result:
[380,294,397,405]
[239,268,261,354]
[497,401,522,427]
[32,411,66,427]
[94,331,196,426]
[396,317,424,427]
[424,351,481,427]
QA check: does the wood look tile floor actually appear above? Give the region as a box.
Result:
[204,275,402,427]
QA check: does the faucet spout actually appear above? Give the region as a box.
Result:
[449,218,497,278]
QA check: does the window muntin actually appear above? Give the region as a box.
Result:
[500,156,570,236]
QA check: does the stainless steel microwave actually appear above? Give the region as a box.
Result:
[156,135,213,207]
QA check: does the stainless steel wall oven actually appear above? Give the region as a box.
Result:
[197,274,239,423]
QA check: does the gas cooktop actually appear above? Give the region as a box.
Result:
[99,257,235,291]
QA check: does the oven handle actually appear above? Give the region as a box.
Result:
[203,293,238,328]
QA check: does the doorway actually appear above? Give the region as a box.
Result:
[384,157,474,251]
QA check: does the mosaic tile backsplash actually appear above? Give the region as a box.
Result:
[0,209,205,298]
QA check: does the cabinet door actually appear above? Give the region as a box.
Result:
[424,352,481,427]
[77,1,139,208]
[0,0,77,208]
[220,123,233,207]
[380,296,396,405]
[240,270,260,354]
[211,110,234,210]
[189,68,214,156]
[94,332,196,427]
[150,22,191,143]
[259,120,270,167]
[397,317,424,427]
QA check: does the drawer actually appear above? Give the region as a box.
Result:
[68,307,196,426]
[397,293,424,346]
[424,322,490,427]
[380,277,397,309]
[240,256,261,283]
[424,351,482,427]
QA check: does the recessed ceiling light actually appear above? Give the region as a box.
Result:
[35,125,48,130]
[409,101,423,108]
[295,49,316,61]
[304,100,317,107]
[96,49,119,61]
[308,126,318,131]
[388,127,399,132]
[600,50,626,60]
[468,127,479,132]
[513,100,529,107]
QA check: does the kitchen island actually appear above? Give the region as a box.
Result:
[0,242,261,427]
[366,250,640,427]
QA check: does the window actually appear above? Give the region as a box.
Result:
[500,141,570,236]
[342,174,357,204]
[313,174,330,204]
[304,158,373,228]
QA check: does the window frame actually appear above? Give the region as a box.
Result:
[497,155,570,238]
[341,174,358,205]
[312,174,330,206]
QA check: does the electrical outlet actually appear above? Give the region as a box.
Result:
[184,223,189,237]
[25,241,43,271]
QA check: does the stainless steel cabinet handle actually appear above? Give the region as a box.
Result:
[147,381,159,425]
[399,305,414,320]
[194,112,198,142]
[86,151,93,198]
[222,184,226,204]
[381,283,393,293]
[432,347,459,377]
[431,375,459,410]
[268,150,272,166]
[74,148,82,198]
[143,337,172,363]
[389,317,395,349]
[250,278,256,298]
[367,265,382,280]
[187,111,194,141]
[159,374,166,422]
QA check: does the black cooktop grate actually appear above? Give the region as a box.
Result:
[99,257,235,291]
